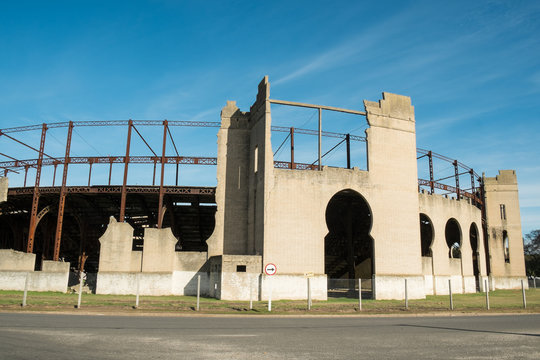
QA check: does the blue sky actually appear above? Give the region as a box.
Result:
[0,0,539,235]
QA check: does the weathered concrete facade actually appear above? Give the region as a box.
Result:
[0,177,7,203]
[0,77,527,299]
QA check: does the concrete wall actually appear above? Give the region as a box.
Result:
[0,250,69,292]
[0,176,7,202]
[418,192,486,294]
[483,170,527,289]
[96,220,210,295]
[0,249,36,271]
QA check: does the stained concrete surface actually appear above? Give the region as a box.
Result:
[0,313,539,359]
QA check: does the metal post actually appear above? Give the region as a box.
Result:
[454,160,460,200]
[135,273,140,308]
[27,124,47,253]
[157,120,168,229]
[52,163,57,186]
[175,162,179,186]
[290,127,295,169]
[428,151,434,194]
[196,274,201,311]
[372,274,376,300]
[449,279,454,310]
[24,165,29,187]
[318,108,322,171]
[470,169,475,201]
[152,160,157,186]
[53,121,73,261]
[358,278,362,311]
[268,277,272,312]
[535,277,537,289]
[307,277,312,310]
[120,120,133,222]
[405,278,408,309]
[76,271,83,309]
[22,272,29,307]
[87,161,93,186]
[485,279,490,310]
[521,280,527,309]
[346,134,351,169]
[108,159,113,185]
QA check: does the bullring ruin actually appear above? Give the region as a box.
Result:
[0,76,527,300]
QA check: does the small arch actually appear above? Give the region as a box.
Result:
[503,230,510,263]
[445,218,462,258]
[419,213,434,257]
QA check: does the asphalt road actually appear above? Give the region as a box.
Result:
[0,313,539,359]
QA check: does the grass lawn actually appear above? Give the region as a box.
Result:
[0,289,539,315]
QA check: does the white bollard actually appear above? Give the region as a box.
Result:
[485,279,490,310]
[358,278,362,311]
[405,278,408,309]
[521,280,526,309]
[448,279,453,310]
[268,277,273,312]
[22,272,29,307]
[307,277,311,311]
[134,273,140,308]
[76,272,83,309]
[196,274,201,311]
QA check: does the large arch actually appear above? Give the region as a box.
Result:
[324,189,373,281]
[420,213,434,257]
[445,218,462,258]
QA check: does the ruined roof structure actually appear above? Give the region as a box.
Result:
[0,76,527,300]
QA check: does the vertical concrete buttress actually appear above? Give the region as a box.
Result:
[364,93,423,276]
[483,170,527,286]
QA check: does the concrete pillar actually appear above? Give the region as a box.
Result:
[483,170,527,288]
[364,93,424,299]
[0,177,7,203]
[97,216,134,272]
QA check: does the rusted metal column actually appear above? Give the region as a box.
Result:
[53,121,73,261]
[24,165,29,187]
[157,120,168,228]
[27,124,47,253]
[470,169,476,205]
[290,127,295,169]
[152,159,157,186]
[108,159,113,185]
[119,120,133,222]
[52,163,58,186]
[175,160,179,186]
[454,160,460,200]
[318,108,322,171]
[346,134,351,169]
[428,151,434,194]
[87,160,93,186]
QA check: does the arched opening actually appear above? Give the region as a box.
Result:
[470,223,480,290]
[503,230,510,263]
[325,189,373,283]
[420,214,434,257]
[445,218,461,258]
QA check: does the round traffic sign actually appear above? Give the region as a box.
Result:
[264,263,277,276]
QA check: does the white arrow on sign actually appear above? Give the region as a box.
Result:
[264,263,277,276]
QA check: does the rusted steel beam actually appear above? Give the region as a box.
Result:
[0,130,57,160]
[157,120,168,229]
[53,121,73,261]
[454,160,460,201]
[290,127,295,169]
[119,120,133,222]
[27,124,47,253]
[346,134,351,169]
[8,185,217,196]
[428,151,434,194]
[271,126,365,141]
[269,99,366,116]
